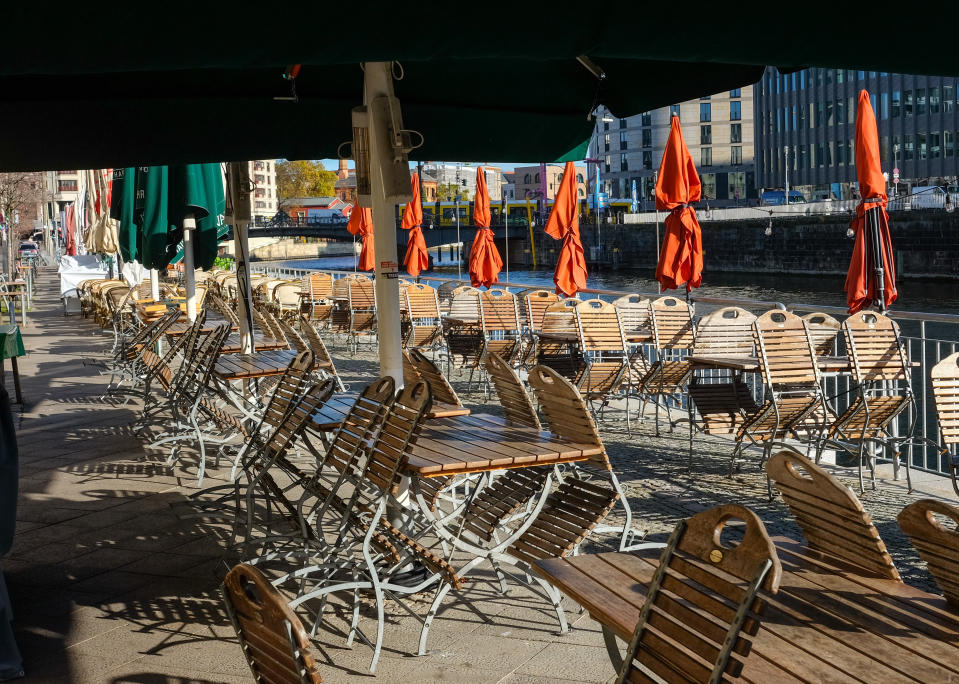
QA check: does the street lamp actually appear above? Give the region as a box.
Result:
[784,145,790,207]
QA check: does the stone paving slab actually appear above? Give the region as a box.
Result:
[2,266,956,682]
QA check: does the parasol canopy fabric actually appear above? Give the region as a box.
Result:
[544,161,587,297]
[348,206,375,272]
[654,115,704,292]
[845,89,897,313]
[111,167,139,262]
[468,166,502,288]
[401,174,429,277]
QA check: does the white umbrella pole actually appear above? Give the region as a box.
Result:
[182,215,197,321]
[365,61,404,386]
[150,268,160,301]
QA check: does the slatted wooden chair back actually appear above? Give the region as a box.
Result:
[843,311,909,385]
[932,352,959,448]
[537,299,584,379]
[274,281,302,308]
[524,290,560,332]
[331,275,349,301]
[693,306,756,357]
[120,308,180,363]
[801,312,842,356]
[348,276,375,310]
[615,504,782,684]
[168,310,210,389]
[321,377,396,477]
[361,381,432,497]
[480,289,520,331]
[404,283,441,348]
[176,323,230,407]
[649,296,695,351]
[449,286,481,321]
[305,272,333,300]
[754,310,820,389]
[296,315,342,389]
[277,317,310,357]
[222,563,323,684]
[575,298,627,353]
[766,451,900,580]
[253,305,287,346]
[898,499,959,607]
[484,352,540,429]
[613,293,650,332]
[208,293,240,325]
[436,281,457,309]
[405,349,462,407]
[265,381,336,461]
[528,365,608,469]
[256,350,314,437]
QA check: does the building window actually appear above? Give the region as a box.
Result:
[642,128,651,148]
[700,103,710,122]
[604,134,610,152]
[931,86,941,113]
[931,132,941,158]
[642,151,653,170]
[892,90,901,117]
[729,171,746,200]
[604,156,610,173]
[836,141,845,165]
[620,153,628,172]
[641,111,651,126]
[619,118,627,129]
[576,174,584,183]
[826,101,834,126]
[817,143,825,167]
[946,130,954,157]
[945,85,954,112]
[917,88,927,115]
[700,125,712,145]
[918,133,927,159]
[815,102,824,126]
[904,90,913,116]
[523,174,531,184]
[57,180,77,192]
[904,134,914,160]
[701,147,712,167]
[731,146,742,165]
[730,101,741,120]
[858,70,865,80]
[791,107,797,131]
[730,123,742,143]
[619,131,628,150]
[880,92,889,119]
[701,173,716,200]
[729,88,741,98]
[534,172,540,183]
[603,120,610,132]
[670,104,681,117]
[800,70,806,88]
[836,99,845,125]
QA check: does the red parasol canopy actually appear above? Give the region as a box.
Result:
[654,115,703,292]
[544,160,587,296]
[347,205,375,272]
[845,89,897,313]
[468,166,502,288]
[401,174,429,277]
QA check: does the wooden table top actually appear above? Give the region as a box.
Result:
[220,333,287,354]
[310,393,470,432]
[166,315,238,336]
[407,413,602,477]
[214,349,297,380]
[534,539,959,683]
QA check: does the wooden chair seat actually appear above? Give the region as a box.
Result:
[461,467,550,542]
[198,396,250,438]
[575,361,627,398]
[766,451,900,581]
[687,380,759,436]
[738,395,825,442]
[827,394,909,440]
[898,499,959,607]
[508,478,618,565]
[222,563,323,683]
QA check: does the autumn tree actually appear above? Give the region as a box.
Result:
[0,172,44,277]
[436,183,471,202]
[275,160,337,200]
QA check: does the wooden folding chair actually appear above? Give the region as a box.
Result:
[297,315,345,392]
[898,499,959,608]
[534,298,583,379]
[483,352,540,429]
[222,563,323,683]
[572,298,629,422]
[734,311,825,479]
[638,296,696,435]
[822,311,916,492]
[801,311,842,357]
[273,280,303,322]
[930,352,959,496]
[300,272,334,325]
[612,293,650,332]
[403,283,442,351]
[443,285,484,371]
[766,450,900,580]
[615,504,782,684]
[686,307,759,467]
[519,289,559,367]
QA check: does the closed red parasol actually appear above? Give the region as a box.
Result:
[468,166,502,288]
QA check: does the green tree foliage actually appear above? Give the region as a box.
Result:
[436,183,471,202]
[275,160,337,200]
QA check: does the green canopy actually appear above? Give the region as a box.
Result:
[133,164,226,271]
[110,167,139,263]
[1,8,956,170]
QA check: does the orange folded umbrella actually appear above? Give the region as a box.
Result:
[402,174,429,277]
[654,115,704,293]
[845,90,897,313]
[468,166,503,288]
[347,205,375,272]
[544,161,588,297]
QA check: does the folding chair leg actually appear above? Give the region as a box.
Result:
[418,581,454,656]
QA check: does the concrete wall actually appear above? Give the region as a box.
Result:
[222,237,358,261]
[531,211,959,279]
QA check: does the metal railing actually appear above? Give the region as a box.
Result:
[250,263,959,481]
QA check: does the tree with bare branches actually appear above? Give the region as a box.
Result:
[0,172,45,277]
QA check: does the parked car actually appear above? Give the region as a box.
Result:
[909,186,949,209]
[760,190,806,206]
[17,241,38,259]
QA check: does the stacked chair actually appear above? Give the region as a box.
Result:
[638,296,696,434]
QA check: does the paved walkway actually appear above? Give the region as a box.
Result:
[2,267,955,683]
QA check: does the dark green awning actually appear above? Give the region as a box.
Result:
[1,6,956,170]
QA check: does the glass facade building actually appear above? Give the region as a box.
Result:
[754,67,959,199]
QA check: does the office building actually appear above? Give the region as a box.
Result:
[590,87,755,206]
[754,67,959,199]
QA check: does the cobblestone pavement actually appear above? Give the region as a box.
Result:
[4,274,955,683]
